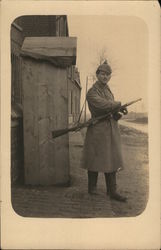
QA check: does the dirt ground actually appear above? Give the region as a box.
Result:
[11,124,148,218]
[80,125,149,217]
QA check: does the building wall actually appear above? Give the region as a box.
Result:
[56,15,68,36]
[14,15,68,38]
[11,23,24,183]
[11,117,24,184]
[15,16,57,37]
[11,16,69,184]
[67,66,81,124]
[11,23,23,104]
[11,15,69,105]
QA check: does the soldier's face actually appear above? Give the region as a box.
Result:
[97,71,111,85]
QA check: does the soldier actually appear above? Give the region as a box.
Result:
[82,60,127,202]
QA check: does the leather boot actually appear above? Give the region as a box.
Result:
[88,171,98,195]
[104,173,110,195]
[105,172,127,202]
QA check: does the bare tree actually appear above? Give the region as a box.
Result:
[97,47,108,66]
[90,47,119,83]
[89,47,109,82]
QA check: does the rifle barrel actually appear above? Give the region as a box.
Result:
[123,98,142,108]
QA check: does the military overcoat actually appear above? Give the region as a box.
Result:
[82,81,124,173]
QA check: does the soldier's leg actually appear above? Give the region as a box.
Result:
[104,172,111,195]
[88,170,98,194]
[104,172,127,202]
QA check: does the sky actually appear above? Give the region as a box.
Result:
[68,15,148,113]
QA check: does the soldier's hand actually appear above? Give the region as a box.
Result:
[120,107,128,115]
[113,112,122,121]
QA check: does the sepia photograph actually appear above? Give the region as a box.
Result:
[11,15,148,218]
[1,1,160,249]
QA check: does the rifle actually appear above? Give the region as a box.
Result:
[52,98,142,139]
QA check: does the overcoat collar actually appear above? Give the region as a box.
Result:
[94,81,112,93]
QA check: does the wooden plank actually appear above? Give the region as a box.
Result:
[22,59,40,184]
[22,37,77,57]
[46,63,70,184]
[22,58,70,185]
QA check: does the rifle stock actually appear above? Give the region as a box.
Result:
[52,126,78,139]
[52,128,72,139]
[52,98,142,139]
